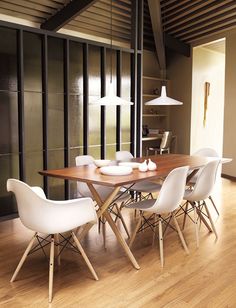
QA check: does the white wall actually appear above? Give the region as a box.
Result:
[191,46,225,155]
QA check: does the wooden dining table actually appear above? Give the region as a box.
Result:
[39,154,220,270]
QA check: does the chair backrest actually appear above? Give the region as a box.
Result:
[190,147,219,183]
[160,131,172,150]
[75,155,95,197]
[75,155,94,166]
[7,179,97,234]
[185,159,220,202]
[115,151,134,161]
[152,166,189,213]
[193,147,219,157]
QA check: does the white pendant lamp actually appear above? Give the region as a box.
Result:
[90,82,133,106]
[145,86,183,106]
[90,0,133,107]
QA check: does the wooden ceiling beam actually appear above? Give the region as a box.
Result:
[169,3,236,35]
[175,10,236,39]
[186,22,236,43]
[147,0,166,72]
[41,0,98,31]
[164,0,234,31]
[179,16,236,41]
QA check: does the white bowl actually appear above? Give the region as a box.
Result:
[100,166,132,176]
[94,159,111,167]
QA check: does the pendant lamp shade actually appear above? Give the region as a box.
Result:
[90,82,133,106]
[145,86,183,106]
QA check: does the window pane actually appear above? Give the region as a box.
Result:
[24,92,43,153]
[25,151,43,187]
[69,95,83,148]
[0,154,19,216]
[24,32,42,92]
[48,94,64,149]
[0,92,18,154]
[48,150,65,200]
[0,27,17,92]
[69,41,83,94]
[48,37,64,93]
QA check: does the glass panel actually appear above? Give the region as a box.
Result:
[24,32,42,92]
[106,144,116,160]
[121,52,131,143]
[0,154,19,216]
[69,95,83,148]
[24,92,43,152]
[48,94,64,149]
[48,37,64,93]
[0,92,18,154]
[25,151,43,187]
[70,147,83,166]
[48,150,65,200]
[0,27,17,92]
[69,41,83,94]
[88,146,100,159]
[106,49,117,145]
[88,46,101,146]
[121,143,131,152]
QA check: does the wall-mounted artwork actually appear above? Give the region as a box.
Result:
[203,81,210,127]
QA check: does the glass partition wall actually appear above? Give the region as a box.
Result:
[0,23,141,217]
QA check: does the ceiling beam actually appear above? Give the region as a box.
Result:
[164,33,190,57]
[147,0,166,72]
[41,0,98,31]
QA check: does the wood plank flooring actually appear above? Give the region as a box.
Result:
[0,178,236,307]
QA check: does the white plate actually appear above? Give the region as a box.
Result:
[118,162,141,169]
[100,166,132,176]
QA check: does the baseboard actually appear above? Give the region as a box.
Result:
[0,213,18,222]
[221,173,236,181]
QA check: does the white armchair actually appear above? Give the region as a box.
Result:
[7,179,98,303]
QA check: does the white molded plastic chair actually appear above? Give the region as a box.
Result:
[146,131,172,156]
[115,151,162,197]
[189,147,220,216]
[75,155,130,242]
[7,179,98,303]
[125,166,189,267]
[184,159,220,247]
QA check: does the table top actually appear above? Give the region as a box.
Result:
[39,154,217,188]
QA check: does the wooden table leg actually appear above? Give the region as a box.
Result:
[79,183,140,270]
[102,211,140,270]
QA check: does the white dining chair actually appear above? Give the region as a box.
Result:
[183,159,220,247]
[188,147,220,216]
[75,155,130,244]
[125,166,189,267]
[115,151,162,199]
[7,179,98,303]
[146,131,172,156]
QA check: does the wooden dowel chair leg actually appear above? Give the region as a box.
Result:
[152,214,158,246]
[182,202,189,230]
[49,235,55,303]
[193,206,199,248]
[55,233,61,266]
[204,202,218,239]
[173,215,189,255]
[115,204,130,238]
[209,195,220,216]
[158,218,164,267]
[129,216,142,249]
[71,232,98,281]
[10,232,37,283]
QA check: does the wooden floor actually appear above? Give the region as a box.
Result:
[1,178,236,307]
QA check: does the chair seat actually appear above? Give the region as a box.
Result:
[126,181,162,193]
[126,198,157,212]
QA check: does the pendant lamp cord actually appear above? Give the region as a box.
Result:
[110,0,113,84]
